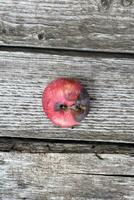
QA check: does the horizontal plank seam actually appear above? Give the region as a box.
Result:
[65,173,134,178]
[1,136,134,145]
[0,137,134,154]
[0,45,134,59]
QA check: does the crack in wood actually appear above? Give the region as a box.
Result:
[64,172,134,178]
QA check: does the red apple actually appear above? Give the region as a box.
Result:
[42,78,90,128]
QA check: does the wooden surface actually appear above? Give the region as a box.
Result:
[0,152,134,200]
[0,0,134,53]
[0,50,134,143]
[0,0,134,199]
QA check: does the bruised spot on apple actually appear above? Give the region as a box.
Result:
[42,78,90,128]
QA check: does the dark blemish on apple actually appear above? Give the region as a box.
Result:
[73,88,90,122]
[54,88,90,122]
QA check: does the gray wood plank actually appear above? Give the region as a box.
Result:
[0,0,134,52]
[0,153,134,200]
[0,51,134,142]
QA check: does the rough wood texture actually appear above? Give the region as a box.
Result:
[0,152,134,199]
[0,0,134,52]
[0,51,134,142]
[0,137,134,154]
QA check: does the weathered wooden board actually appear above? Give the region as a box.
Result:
[0,153,134,199]
[0,0,134,52]
[0,51,134,142]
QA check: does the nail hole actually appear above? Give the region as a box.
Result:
[38,33,44,40]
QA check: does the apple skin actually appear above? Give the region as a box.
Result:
[42,78,90,128]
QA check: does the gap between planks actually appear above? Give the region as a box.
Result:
[0,137,134,154]
[0,45,134,59]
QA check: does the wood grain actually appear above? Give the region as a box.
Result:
[0,51,134,142]
[0,152,134,199]
[0,0,134,52]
